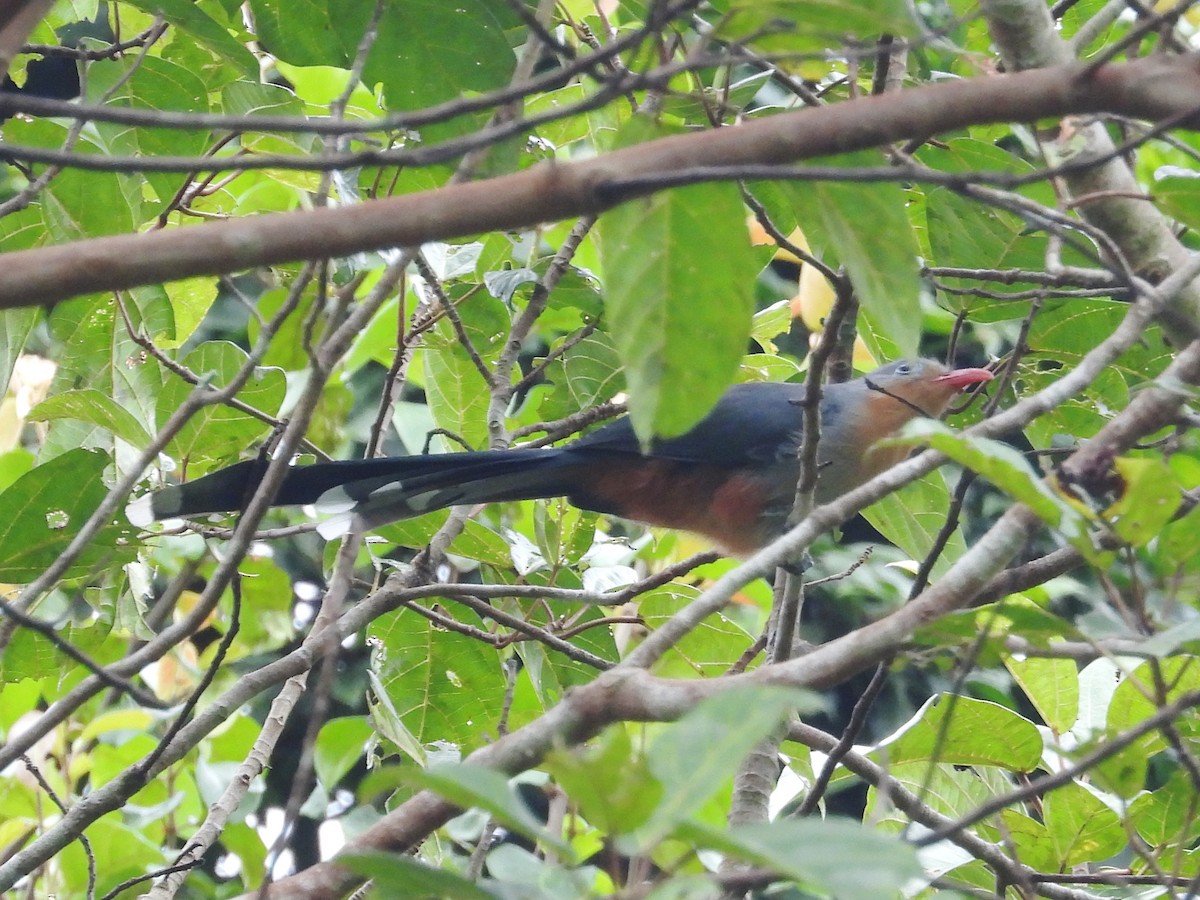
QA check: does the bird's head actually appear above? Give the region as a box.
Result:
[862,358,993,420]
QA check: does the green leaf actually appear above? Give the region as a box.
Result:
[0,310,37,400]
[337,850,496,900]
[1103,457,1181,546]
[751,299,793,352]
[0,678,40,730]
[162,278,219,350]
[999,810,1059,873]
[507,603,620,715]
[366,668,428,766]
[537,333,625,423]
[863,471,967,578]
[1044,783,1125,868]
[404,763,569,854]
[373,508,451,552]
[345,293,405,375]
[1107,657,1200,753]
[599,138,759,442]
[684,818,922,900]
[57,815,166,897]
[0,449,136,581]
[37,290,167,462]
[315,718,370,788]
[715,0,915,54]
[0,450,35,494]
[868,760,1015,834]
[364,0,516,131]
[638,585,762,679]
[452,519,515,568]
[778,156,921,357]
[631,686,811,846]
[1152,174,1200,232]
[80,709,155,743]
[28,389,153,449]
[540,333,624,422]
[1159,504,1200,578]
[1018,301,1171,451]
[248,0,374,68]
[0,200,45,252]
[533,499,597,568]
[123,0,258,77]
[1005,654,1079,736]
[422,326,493,452]
[1128,769,1200,846]
[545,726,663,835]
[875,694,1043,772]
[922,141,1052,318]
[86,55,214,210]
[43,165,137,241]
[888,419,1097,560]
[157,342,286,469]
[370,607,506,752]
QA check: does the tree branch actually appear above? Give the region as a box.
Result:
[2,54,1199,328]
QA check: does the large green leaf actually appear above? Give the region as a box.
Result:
[1103,456,1181,546]
[43,165,137,243]
[714,0,915,55]
[28,389,153,450]
[872,694,1043,772]
[157,341,286,470]
[779,156,921,358]
[629,686,812,847]
[1107,657,1200,753]
[868,760,1017,835]
[338,852,495,900]
[685,818,922,900]
[370,607,506,752]
[0,449,136,581]
[365,0,515,133]
[536,333,625,423]
[890,419,1098,561]
[545,726,663,836]
[1044,783,1125,868]
[404,763,570,853]
[1000,810,1059,872]
[86,55,214,212]
[1019,300,1171,451]
[1128,768,1200,846]
[638,585,761,679]
[922,141,1052,319]
[40,291,169,461]
[123,0,258,78]
[1006,655,1079,737]
[421,341,493,454]
[599,147,759,443]
[248,0,374,68]
[863,471,967,579]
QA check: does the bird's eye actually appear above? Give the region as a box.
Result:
[894,362,912,376]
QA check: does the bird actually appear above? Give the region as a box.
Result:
[127,358,993,555]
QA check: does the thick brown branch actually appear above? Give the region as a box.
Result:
[1,55,1198,319]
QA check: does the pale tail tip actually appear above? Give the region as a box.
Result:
[126,486,182,528]
[316,513,355,541]
[125,495,155,528]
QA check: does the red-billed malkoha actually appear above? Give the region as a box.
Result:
[127,359,993,554]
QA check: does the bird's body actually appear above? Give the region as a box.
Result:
[128,359,992,554]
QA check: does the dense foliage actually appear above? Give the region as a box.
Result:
[2,0,1200,898]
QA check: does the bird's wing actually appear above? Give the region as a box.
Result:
[566,381,808,469]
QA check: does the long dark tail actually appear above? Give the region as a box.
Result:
[126,449,580,528]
